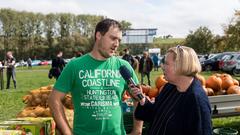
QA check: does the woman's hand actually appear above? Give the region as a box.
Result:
[128,84,146,105]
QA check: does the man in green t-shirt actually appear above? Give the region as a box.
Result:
[49,18,143,135]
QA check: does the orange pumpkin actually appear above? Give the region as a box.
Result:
[148,87,159,98]
[220,73,232,79]
[141,85,151,94]
[206,75,222,92]
[227,85,240,94]
[233,79,239,86]
[220,73,234,90]
[206,87,215,96]
[196,74,206,86]
[155,75,167,89]
[122,91,131,101]
[213,73,221,77]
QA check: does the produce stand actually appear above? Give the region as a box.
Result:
[209,94,240,118]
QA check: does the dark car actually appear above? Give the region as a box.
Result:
[201,52,236,71]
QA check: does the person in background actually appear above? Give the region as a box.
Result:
[152,53,159,71]
[48,18,143,135]
[139,51,153,85]
[5,51,16,89]
[122,48,135,68]
[27,57,32,69]
[51,51,65,80]
[0,60,4,90]
[134,55,140,63]
[131,46,212,135]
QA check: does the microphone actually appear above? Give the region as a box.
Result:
[119,65,144,100]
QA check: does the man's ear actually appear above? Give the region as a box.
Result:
[96,32,102,40]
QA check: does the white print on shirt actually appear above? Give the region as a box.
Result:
[78,69,124,120]
[79,69,121,87]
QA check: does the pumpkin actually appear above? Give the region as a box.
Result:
[220,73,233,80]
[43,107,52,117]
[233,79,239,86]
[206,75,222,92]
[122,91,131,101]
[155,75,167,89]
[196,74,206,86]
[141,84,151,94]
[213,73,221,77]
[220,73,234,90]
[206,87,215,96]
[227,85,240,94]
[34,106,45,116]
[215,90,227,95]
[47,85,53,90]
[148,87,159,98]
[63,95,74,109]
[22,95,30,104]
[40,86,49,90]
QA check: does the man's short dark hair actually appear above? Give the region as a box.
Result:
[94,18,122,41]
[123,48,129,52]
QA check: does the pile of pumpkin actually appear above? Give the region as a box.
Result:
[199,73,240,96]
[122,73,240,100]
[141,75,167,98]
[17,85,74,118]
[122,75,167,101]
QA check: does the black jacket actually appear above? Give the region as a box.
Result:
[139,57,153,73]
[135,78,212,135]
[122,54,135,67]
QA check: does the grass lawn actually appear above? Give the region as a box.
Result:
[0,66,240,133]
[0,65,55,121]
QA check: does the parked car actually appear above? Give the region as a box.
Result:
[31,60,41,66]
[47,60,52,65]
[221,53,240,75]
[201,52,235,71]
[198,55,206,63]
[39,60,49,66]
[234,61,240,76]
[15,60,28,67]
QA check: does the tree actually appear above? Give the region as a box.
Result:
[0,8,131,60]
[120,20,132,30]
[224,10,240,51]
[185,26,214,54]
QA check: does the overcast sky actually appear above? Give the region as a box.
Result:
[0,0,239,38]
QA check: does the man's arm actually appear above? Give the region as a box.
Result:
[128,101,143,135]
[48,89,72,135]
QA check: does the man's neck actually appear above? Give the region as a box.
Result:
[90,50,108,61]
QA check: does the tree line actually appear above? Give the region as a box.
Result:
[0,9,131,60]
[0,8,239,60]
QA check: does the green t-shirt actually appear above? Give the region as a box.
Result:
[54,53,139,135]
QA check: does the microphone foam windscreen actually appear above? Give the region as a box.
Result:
[119,65,131,80]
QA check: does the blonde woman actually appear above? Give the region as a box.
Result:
[130,46,212,135]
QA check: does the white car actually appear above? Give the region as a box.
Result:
[15,60,28,67]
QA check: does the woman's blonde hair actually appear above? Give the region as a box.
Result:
[167,45,201,76]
